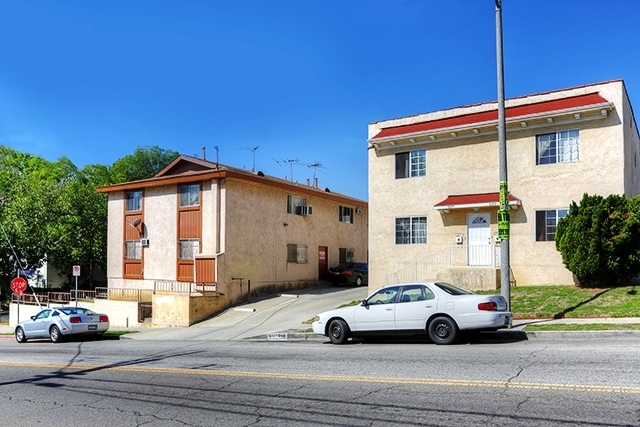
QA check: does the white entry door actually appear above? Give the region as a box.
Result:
[467,214,491,266]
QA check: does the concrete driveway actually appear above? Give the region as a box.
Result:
[127,284,368,341]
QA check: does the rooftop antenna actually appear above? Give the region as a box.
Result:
[307,162,327,182]
[214,146,219,168]
[239,146,260,172]
[281,158,301,181]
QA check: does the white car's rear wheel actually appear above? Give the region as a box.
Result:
[428,316,458,345]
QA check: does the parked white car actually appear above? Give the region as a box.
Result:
[312,282,511,345]
[15,306,110,343]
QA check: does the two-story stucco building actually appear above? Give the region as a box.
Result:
[97,155,368,325]
[368,80,640,291]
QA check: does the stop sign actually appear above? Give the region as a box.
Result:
[10,277,27,296]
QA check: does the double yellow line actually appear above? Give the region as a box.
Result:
[1,361,639,394]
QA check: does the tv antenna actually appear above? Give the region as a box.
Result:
[274,158,301,181]
[306,162,327,182]
[239,146,260,172]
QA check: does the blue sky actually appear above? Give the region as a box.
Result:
[1,0,639,201]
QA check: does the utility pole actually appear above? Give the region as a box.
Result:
[495,0,511,312]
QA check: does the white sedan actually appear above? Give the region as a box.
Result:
[15,306,110,343]
[312,282,511,345]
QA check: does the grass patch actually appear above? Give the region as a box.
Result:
[524,323,640,331]
[104,330,138,336]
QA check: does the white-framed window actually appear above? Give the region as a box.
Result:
[536,130,579,165]
[287,243,307,263]
[339,248,355,263]
[125,191,142,212]
[395,216,427,244]
[395,149,426,179]
[287,195,307,214]
[179,238,200,260]
[535,209,568,241]
[179,184,200,207]
[124,240,142,259]
[339,206,353,223]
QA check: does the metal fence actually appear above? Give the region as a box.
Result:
[386,244,501,285]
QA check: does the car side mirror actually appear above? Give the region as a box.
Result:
[30,316,36,321]
[361,299,368,306]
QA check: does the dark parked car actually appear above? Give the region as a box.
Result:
[328,262,368,286]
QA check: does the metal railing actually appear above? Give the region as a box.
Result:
[386,244,501,285]
[155,281,217,295]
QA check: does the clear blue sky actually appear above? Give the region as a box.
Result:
[1,0,639,201]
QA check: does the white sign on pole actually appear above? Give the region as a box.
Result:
[72,265,81,276]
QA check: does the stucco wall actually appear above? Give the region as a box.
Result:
[368,80,634,291]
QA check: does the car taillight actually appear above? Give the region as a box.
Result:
[70,316,82,323]
[478,302,498,311]
[99,315,109,322]
[342,270,352,276]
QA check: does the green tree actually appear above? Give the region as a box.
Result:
[110,146,179,183]
[555,193,640,286]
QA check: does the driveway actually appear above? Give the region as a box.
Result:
[127,284,368,341]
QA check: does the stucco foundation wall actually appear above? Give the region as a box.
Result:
[152,292,226,327]
[434,268,498,291]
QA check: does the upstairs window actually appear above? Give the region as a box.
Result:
[339,206,353,223]
[536,130,579,165]
[179,184,200,207]
[287,195,307,214]
[125,191,142,211]
[396,216,427,244]
[535,209,568,241]
[395,149,426,179]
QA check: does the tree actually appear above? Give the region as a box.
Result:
[110,146,179,183]
[555,193,640,286]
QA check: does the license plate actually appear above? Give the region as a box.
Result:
[88,325,97,330]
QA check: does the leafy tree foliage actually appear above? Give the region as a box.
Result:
[0,145,178,304]
[111,146,179,182]
[555,193,640,286]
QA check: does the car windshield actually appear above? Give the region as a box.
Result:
[433,282,475,296]
[58,308,94,315]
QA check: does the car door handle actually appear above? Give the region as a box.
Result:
[385,308,393,311]
[424,305,432,308]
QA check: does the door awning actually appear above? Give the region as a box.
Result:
[434,192,521,212]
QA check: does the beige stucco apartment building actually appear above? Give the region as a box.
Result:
[98,155,368,320]
[368,80,640,291]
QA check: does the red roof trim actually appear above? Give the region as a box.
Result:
[372,93,609,140]
[434,192,520,209]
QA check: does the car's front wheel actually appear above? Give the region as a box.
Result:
[49,325,62,343]
[15,327,27,343]
[428,316,458,345]
[328,319,350,344]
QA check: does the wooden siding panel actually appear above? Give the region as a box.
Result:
[124,261,142,278]
[179,209,202,239]
[177,261,194,282]
[195,258,215,283]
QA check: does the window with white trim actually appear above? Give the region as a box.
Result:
[535,209,568,241]
[179,239,200,259]
[179,184,200,207]
[287,243,307,263]
[395,216,427,244]
[125,191,142,211]
[339,206,353,223]
[124,240,142,259]
[536,130,579,165]
[395,149,426,179]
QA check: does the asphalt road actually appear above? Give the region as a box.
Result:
[1,334,639,426]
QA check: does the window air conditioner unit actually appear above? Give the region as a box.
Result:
[140,238,150,247]
[297,205,313,216]
[356,208,362,215]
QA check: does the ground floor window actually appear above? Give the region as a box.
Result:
[395,216,427,244]
[125,240,142,259]
[535,209,567,241]
[179,239,200,259]
[287,243,308,263]
[339,248,355,263]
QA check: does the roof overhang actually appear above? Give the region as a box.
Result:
[370,93,614,151]
[434,192,521,213]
